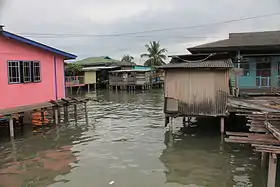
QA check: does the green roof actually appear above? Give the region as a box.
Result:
[75,56,119,66]
[75,56,137,67]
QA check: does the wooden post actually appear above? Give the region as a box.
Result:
[94,83,97,91]
[261,152,268,169]
[165,116,170,127]
[41,109,45,126]
[267,153,277,187]
[9,116,14,138]
[54,108,59,125]
[87,84,90,92]
[84,102,89,125]
[220,117,225,134]
[74,104,78,123]
[64,106,69,122]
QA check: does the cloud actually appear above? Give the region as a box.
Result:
[1,0,280,63]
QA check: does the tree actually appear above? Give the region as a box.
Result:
[121,55,134,62]
[65,63,83,76]
[140,41,167,67]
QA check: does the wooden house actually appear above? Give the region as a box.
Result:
[109,69,152,90]
[159,53,233,130]
[0,26,76,110]
[188,30,280,96]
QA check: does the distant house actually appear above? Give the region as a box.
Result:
[188,30,280,95]
[0,26,77,110]
[66,56,137,90]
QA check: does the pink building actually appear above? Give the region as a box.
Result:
[0,26,77,110]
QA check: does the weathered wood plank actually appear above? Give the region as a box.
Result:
[226,131,274,139]
[265,122,280,141]
[226,136,280,145]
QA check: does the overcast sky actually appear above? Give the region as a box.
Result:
[1,0,280,63]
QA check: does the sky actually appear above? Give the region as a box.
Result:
[1,0,280,63]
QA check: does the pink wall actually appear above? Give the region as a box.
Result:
[0,36,66,109]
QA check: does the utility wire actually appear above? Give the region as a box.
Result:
[17,12,280,38]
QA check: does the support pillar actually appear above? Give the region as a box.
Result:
[41,109,45,126]
[261,152,268,169]
[267,153,277,187]
[9,116,14,138]
[64,106,69,123]
[94,83,97,91]
[84,102,89,125]
[165,116,170,127]
[220,117,225,134]
[54,108,59,125]
[87,84,90,92]
[74,104,78,123]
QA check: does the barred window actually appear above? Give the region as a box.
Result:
[33,61,41,82]
[8,61,20,83]
[23,61,32,82]
[7,61,41,84]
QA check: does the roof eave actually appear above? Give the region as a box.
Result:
[2,31,77,60]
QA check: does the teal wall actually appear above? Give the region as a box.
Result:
[238,56,280,88]
[133,66,151,70]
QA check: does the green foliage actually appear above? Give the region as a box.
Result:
[141,41,167,67]
[65,63,82,76]
[121,55,134,62]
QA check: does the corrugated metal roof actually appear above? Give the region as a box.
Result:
[188,30,280,52]
[159,59,233,69]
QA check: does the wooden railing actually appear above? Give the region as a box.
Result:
[65,76,85,87]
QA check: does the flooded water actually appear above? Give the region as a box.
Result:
[0,90,275,187]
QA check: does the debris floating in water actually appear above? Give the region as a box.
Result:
[109,181,115,185]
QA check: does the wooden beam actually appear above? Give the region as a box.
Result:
[226,131,274,139]
[225,137,280,145]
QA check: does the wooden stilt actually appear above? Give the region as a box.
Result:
[220,117,225,134]
[267,153,277,187]
[54,108,59,125]
[41,109,45,126]
[74,104,78,123]
[87,84,90,92]
[9,116,14,138]
[64,106,69,122]
[165,116,170,127]
[94,84,97,91]
[84,102,89,125]
[261,152,268,168]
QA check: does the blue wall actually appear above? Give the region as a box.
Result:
[133,66,151,70]
[238,56,280,88]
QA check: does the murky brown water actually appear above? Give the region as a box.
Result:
[0,90,275,187]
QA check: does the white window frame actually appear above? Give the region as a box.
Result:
[23,61,32,83]
[33,61,41,82]
[8,61,21,84]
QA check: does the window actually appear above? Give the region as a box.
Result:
[23,61,32,82]
[8,61,41,84]
[33,61,41,82]
[240,63,250,76]
[8,61,20,83]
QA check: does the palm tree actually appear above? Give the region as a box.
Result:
[121,55,134,62]
[140,41,167,67]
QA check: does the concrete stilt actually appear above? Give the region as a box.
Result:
[267,153,277,187]
[9,117,14,138]
[87,84,90,92]
[94,84,97,91]
[220,117,225,134]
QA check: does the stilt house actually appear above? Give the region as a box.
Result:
[159,53,234,117]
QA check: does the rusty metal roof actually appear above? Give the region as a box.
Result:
[159,53,234,69]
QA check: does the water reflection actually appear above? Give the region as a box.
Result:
[160,128,265,187]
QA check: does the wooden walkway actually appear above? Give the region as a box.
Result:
[226,96,280,187]
[0,98,90,138]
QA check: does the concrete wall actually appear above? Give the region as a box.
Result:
[0,35,65,109]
